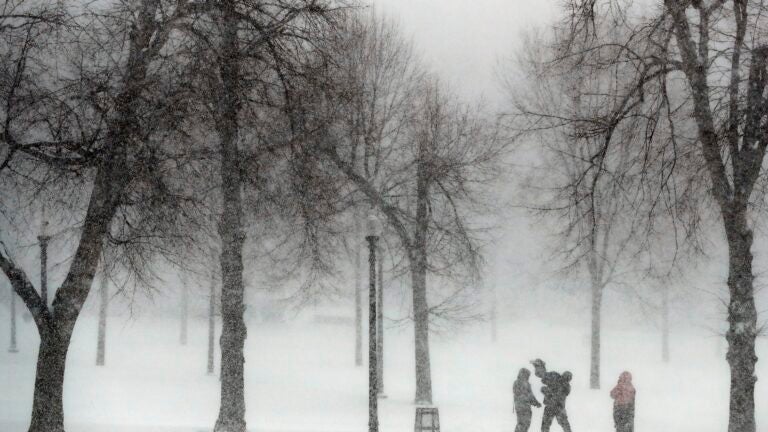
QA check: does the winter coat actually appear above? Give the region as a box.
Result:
[610,371,636,406]
[514,369,540,411]
[540,371,570,407]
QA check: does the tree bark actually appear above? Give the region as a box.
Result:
[410,256,432,405]
[96,275,108,366]
[28,326,70,432]
[724,212,757,432]
[412,138,433,405]
[214,6,247,431]
[589,281,602,389]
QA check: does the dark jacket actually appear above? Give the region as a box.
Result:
[514,369,540,411]
[532,360,571,407]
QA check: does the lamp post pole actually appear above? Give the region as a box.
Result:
[376,242,385,398]
[96,274,108,366]
[366,233,379,432]
[181,274,189,346]
[208,265,216,375]
[38,231,50,309]
[9,283,18,353]
[366,211,381,432]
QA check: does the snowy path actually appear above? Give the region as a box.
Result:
[1,311,767,432]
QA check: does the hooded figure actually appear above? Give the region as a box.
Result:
[531,359,572,432]
[513,368,541,432]
[610,371,635,432]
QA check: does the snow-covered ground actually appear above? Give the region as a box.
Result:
[1,309,766,432]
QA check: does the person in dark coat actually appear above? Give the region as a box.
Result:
[513,368,541,432]
[610,371,635,432]
[531,359,572,432]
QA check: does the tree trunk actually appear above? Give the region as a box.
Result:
[9,283,18,353]
[181,275,189,346]
[589,281,603,389]
[376,242,384,395]
[410,257,432,405]
[0,4,164,431]
[724,212,758,432]
[412,139,433,405]
[22,170,126,432]
[28,326,70,432]
[208,267,216,375]
[662,284,670,363]
[354,216,363,367]
[23,154,129,432]
[96,275,108,366]
[214,6,247,431]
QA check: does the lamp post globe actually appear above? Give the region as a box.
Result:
[366,212,382,238]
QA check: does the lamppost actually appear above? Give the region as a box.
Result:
[96,274,108,366]
[366,212,381,432]
[180,273,189,346]
[38,207,50,308]
[8,283,18,353]
[376,241,385,398]
[207,264,216,375]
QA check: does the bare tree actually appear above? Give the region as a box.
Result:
[182,2,346,430]
[306,12,501,404]
[331,11,423,368]
[509,1,768,429]
[0,2,211,430]
[312,49,503,402]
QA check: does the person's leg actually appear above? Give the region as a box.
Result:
[556,407,572,432]
[515,409,532,432]
[616,405,628,432]
[541,406,555,432]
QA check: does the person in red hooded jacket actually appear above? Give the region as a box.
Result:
[610,371,635,432]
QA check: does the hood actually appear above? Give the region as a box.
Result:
[619,371,632,384]
[518,368,531,380]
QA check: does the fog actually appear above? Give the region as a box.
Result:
[2,1,768,432]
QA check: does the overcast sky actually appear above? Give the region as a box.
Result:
[373,0,559,103]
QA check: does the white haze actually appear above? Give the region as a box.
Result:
[3,1,768,432]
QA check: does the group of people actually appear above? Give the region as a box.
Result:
[513,359,636,432]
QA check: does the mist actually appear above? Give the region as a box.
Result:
[2,1,768,432]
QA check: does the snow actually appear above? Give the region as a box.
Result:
[1,309,767,432]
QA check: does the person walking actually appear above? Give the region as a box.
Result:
[531,359,572,432]
[513,368,541,432]
[610,371,635,432]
